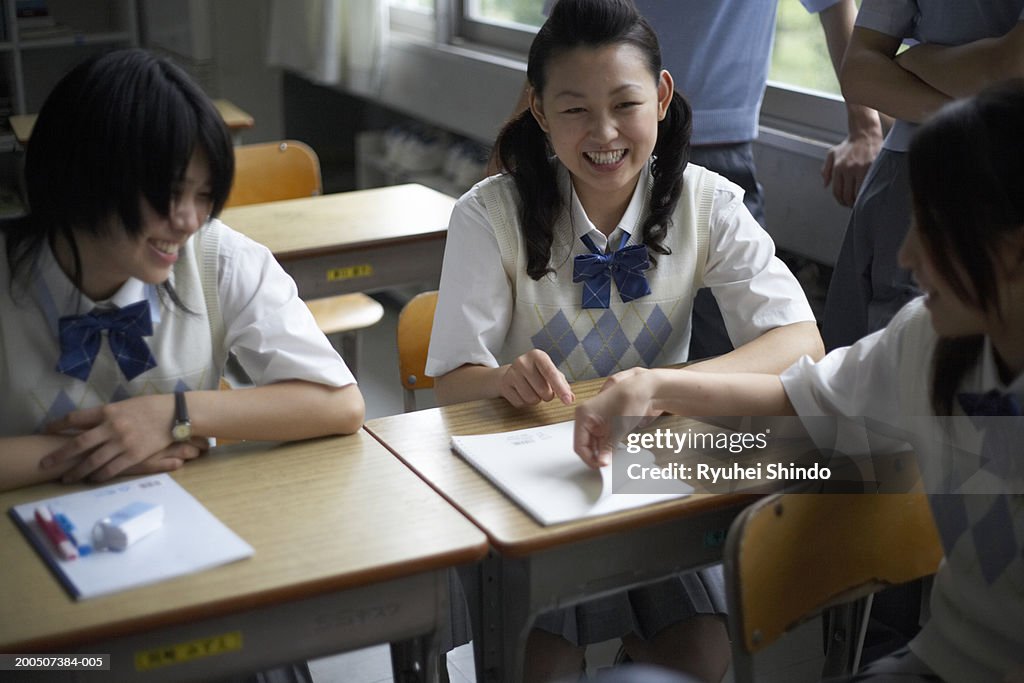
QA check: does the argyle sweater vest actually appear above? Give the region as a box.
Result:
[890,303,1024,683]
[479,164,715,381]
[0,221,226,435]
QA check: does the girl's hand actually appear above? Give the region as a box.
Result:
[121,439,209,476]
[574,368,659,469]
[499,349,575,407]
[40,395,181,483]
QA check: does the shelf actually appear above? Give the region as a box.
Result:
[17,30,134,49]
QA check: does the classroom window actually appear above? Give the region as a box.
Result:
[390,0,435,37]
[450,0,842,97]
[455,0,542,53]
[770,0,842,96]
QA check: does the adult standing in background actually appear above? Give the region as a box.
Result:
[822,0,1024,350]
[496,0,884,359]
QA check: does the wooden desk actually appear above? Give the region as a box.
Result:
[9,100,255,146]
[365,378,757,683]
[0,432,487,682]
[220,184,455,299]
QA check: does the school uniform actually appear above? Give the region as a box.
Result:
[428,160,814,647]
[0,219,354,435]
[782,297,1024,683]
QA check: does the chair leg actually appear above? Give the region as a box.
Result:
[821,595,873,678]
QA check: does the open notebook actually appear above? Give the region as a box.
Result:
[9,474,253,600]
[451,420,692,526]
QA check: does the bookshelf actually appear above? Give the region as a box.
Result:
[0,0,139,149]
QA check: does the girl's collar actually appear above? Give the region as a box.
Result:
[33,240,160,337]
[559,160,651,248]
[979,337,1024,396]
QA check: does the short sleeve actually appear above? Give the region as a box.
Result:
[780,298,925,419]
[855,0,917,36]
[702,178,816,348]
[425,185,516,377]
[215,224,355,387]
[798,0,842,15]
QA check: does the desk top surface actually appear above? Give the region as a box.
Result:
[9,100,255,144]
[366,376,754,557]
[0,431,487,652]
[219,184,456,259]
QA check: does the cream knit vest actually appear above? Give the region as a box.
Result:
[479,164,715,381]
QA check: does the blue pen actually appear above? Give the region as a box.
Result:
[52,508,93,557]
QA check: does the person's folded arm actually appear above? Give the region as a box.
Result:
[841,26,951,123]
[896,21,1024,99]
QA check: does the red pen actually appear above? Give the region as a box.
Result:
[34,505,78,561]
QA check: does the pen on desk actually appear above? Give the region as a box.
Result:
[53,509,92,556]
[34,505,78,561]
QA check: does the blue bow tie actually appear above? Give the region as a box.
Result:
[572,233,651,309]
[56,300,158,382]
[958,390,1021,417]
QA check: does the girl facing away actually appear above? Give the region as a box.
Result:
[575,80,1024,683]
[426,0,824,679]
[0,49,365,492]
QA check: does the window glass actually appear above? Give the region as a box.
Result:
[770,0,842,95]
[391,0,433,10]
[465,0,544,29]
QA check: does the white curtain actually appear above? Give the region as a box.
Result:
[266,0,389,91]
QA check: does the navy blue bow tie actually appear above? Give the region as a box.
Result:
[56,300,158,382]
[572,233,651,309]
[958,390,1022,417]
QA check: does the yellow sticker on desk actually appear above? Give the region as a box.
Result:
[135,631,243,671]
[326,264,374,281]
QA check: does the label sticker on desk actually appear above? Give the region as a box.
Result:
[326,264,374,281]
[134,631,243,671]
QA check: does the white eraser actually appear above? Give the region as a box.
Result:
[93,502,164,551]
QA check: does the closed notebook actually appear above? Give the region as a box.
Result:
[450,420,691,526]
[9,474,253,600]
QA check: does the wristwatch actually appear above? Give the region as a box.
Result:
[171,391,193,442]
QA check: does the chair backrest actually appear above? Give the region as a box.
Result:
[396,291,438,412]
[724,492,943,682]
[224,140,322,207]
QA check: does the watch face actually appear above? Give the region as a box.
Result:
[172,422,193,442]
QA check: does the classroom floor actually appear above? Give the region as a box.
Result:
[307,294,828,683]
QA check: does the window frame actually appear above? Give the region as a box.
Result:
[388,0,850,141]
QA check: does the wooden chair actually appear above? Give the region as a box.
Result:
[396,290,438,412]
[224,141,383,374]
[724,492,943,683]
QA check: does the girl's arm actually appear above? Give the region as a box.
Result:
[0,436,207,492]
[40,380,364,483]
[895,21,1024,99]
[687,321,824,375]
[0,435,80,491]
[817,0,884,207]
[574,368,794,468]
[434,350,575,407]
[841,26,952,123]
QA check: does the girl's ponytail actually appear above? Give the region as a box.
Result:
[496,109,562,280]
[641,90,691,262]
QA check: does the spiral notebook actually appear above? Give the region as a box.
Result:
[450,420,692,526]
[9,474,253,600]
